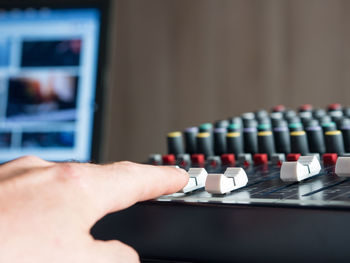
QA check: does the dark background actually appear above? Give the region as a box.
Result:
[100,0,350,162]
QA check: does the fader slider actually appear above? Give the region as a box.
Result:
[205,167,248,194]
[180,168,208,193]
[335,157,350,177]
[280,155,321,182]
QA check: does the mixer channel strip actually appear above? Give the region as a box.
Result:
[150,103,350,208]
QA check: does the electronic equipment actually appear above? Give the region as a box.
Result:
[0,0,110,162]
[92,103,350,262]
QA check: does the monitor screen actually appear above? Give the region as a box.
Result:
[0,8,100,162]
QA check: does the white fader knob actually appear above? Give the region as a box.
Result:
[280,155,321,182]
[180,168,208,193]
[205,167,248,194]
[335,157,350,177]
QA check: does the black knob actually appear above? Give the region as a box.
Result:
[226,132,244,156]
[325,130,345,155]
[243,127,258,154]
[305,125,326,154]
[214,128,227,156]
[258,131,275,157]
[284,110,297,120]
[290,131,309,155]
[255,110,269,120]
[215,119,230,129]
[271,112,284,127]
[273,122,291,154]
[167,132,184,155]
[340,118,350,153]
[196,132,213,157]
[184,127,198,154]
[343,107,350,118]
[313,109,327,120]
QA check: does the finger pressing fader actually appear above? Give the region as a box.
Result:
[180,168,208,193]
[280,155,321,182]
[205,167,248,194]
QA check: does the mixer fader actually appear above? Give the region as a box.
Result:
[92,103,350,262]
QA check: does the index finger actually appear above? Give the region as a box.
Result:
[57,161,188,222]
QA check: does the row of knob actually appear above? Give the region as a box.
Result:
[167,104,350,158]
[177,155,350,195]
[150,151,345,168]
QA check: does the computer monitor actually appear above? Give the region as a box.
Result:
[0,0,109,163]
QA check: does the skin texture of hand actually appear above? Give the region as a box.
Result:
[0,156,189,263]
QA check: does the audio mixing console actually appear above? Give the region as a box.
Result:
[92,103,350,262]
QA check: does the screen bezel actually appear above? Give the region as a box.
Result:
[0,0,111,163]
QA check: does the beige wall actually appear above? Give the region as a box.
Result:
[101,0,350,162]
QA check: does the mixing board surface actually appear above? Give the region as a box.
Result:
[92,104,350,262]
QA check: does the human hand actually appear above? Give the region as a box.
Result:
[0,156,188,263]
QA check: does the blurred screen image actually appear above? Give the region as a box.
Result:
[22,131,75,148]
[7,73,78,121]
[0,38,10,67]
[0,8,100,162]
[21,39,82,67]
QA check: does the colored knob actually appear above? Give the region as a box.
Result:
[199,122,213,133]
[227,123,241,132]
[289,122,303,132]
[257,122,272,132]
[290,130,309,155]
[167,131,184,155]
[258,131,275,157]
[273,124,291,154]
[325,130,345,155]
[328,103,342,112]
[196,132,213,157]
[272,104,286,112]
[299,104,313,112]
[321,122,337,133]
[229,117,243,131]
[226,132,244,156]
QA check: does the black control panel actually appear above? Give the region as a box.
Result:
[92,104,350,262]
